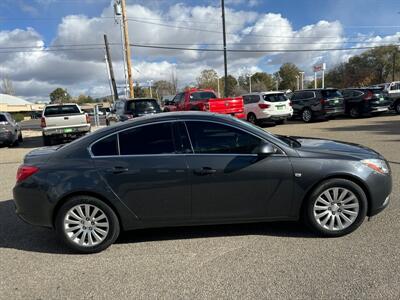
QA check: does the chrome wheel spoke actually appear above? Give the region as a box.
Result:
[313,187,359,231]
[64,204,109,247]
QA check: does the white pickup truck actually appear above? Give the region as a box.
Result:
[41,103,91,146]
[375,82,400,114]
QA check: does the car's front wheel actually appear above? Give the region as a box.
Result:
[55,195,120,253]
[301,108,313,122]
[303,179,367,237]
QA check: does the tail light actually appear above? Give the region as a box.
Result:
[203,103,210,111]
[320,99,327,105]
[258,103,270,109]
[16,165,39,183]
[40,117,46,128]
[364,91,373,101]
[85,114,90,124]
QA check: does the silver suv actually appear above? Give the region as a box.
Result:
[0,112,23,147]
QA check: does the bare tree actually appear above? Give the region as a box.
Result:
[1,75,15,95]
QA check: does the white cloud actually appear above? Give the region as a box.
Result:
[1,3,399,100]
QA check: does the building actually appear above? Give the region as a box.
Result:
[0,94,45,112]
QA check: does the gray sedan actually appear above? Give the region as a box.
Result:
[0,112,22,146]
[13,112,391,253]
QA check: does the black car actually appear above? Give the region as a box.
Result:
[290,89,345,122]
[106,98,161,125]
[341,88,390,118]
[13,112,391,253]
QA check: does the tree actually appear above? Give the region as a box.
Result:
[220,75,238,97]
[278,63,302,91]
[1,75,15,95]
[77,94,94,105]
[49,88,71,104]
[134,82,146,98]
[153,80,176,99]
[197,69,219,91]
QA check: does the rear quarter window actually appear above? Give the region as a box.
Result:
[91,134,119,156]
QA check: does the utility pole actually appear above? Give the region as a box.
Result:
[296,75,300,90]
[393,50,397,82]
[148,80,153,98]
[221,0,228,97]
[299,72,304,90]
[103,34,118,101]
[120,0,134,98]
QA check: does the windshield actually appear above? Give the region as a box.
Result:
[127,100,161,114]
[263,93,288,102]
[321,90,343,98]
[44,105,81,116]
[190,91,217,101]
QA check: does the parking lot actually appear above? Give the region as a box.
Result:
[1,115,399,299]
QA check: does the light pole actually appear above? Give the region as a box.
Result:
[299,72,305,90]
[246,73,253,93]
[148,80,153,98]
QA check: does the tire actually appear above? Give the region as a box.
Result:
[303,178,367,237]
[394,101,400,114]
[43,135,52,146]
[18,132,23,143]
[105,119,110,126]
[349,106,361,118]
[301,108,313,123]
[55,195,120,254]
[275,119,285,125]
[247,113,257,125]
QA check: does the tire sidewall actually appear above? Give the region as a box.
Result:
[55,196,120,253]
[247,113,257,124]
[304,179,368,237]
[302,108,312,123]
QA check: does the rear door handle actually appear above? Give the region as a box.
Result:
[193,167,217,176]
[110,166,129,174]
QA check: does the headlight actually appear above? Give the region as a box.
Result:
[361,159,389,174]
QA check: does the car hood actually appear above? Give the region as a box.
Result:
[294,137,382,160]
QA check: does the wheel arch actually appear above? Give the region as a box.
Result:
[52,191,124,230]
[299,174,372,217]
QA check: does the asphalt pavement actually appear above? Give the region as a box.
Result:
[0,114,399,299]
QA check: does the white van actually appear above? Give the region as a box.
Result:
[242,92,293,125]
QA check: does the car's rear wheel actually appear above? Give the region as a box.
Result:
[395,101,400,114]
[247,113,257,125]
[18,132,23,142]
[301,108,312,123]
[303,179,367,237]
[275,119,285,125]
[55,195,120,253]
[349,106,361,118]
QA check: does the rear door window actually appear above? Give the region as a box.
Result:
[190,91,217,102]
[322,90,342,98]
[118,122,175,155]
[126,100,161,114]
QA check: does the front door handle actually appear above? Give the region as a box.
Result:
[193,167,217,176]
[110,166,129,174]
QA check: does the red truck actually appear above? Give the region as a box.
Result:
[163,88,245,119]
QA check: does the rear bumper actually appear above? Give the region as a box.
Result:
[43,125,91,136]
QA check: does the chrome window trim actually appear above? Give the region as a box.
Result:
[88,118,287,158]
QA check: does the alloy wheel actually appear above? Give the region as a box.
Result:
[302,109,312,122]
[248,114,256,124]
[64,204,110,247]
[350,107,360,118]
[313,187,359,231]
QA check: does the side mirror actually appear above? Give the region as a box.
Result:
[257,142,276,156]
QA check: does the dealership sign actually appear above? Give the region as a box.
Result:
[313,63,326,73]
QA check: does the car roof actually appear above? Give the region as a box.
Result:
[117,98,157,102]
[242,91,285,96]
[45,103,78,107]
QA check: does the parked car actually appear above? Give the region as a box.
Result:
[0,112,22,147]
[290,89,345,122]
[242,92,293,125]
[163,88,245,119]
[374,82,400,114]
[13,112,391,253]
[41,103,91,146]
[341,88,390,118]
[106,98,161,126]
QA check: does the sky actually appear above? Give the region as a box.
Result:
[0,0,400,101]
